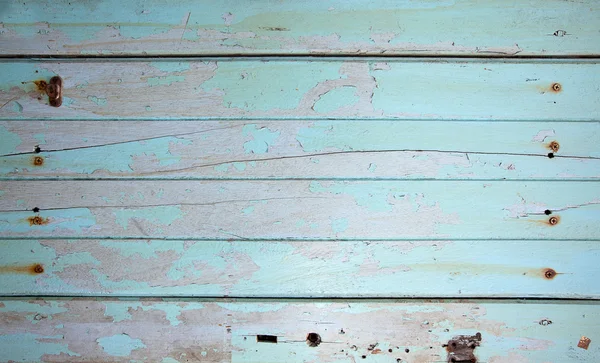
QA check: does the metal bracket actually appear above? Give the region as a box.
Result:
[45,76,63,107]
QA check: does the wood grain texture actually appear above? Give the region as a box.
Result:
[1,59,598,121]
[1,0,599,56]
[0,181,598,240]
[0,239,597,298]
[1,121,598,180]
[0,298,598,362]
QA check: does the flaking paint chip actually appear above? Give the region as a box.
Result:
[578,336,591,350]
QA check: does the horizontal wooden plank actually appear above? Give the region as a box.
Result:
[1,121,598,180]
[0,298,598,362]
[0,239,597,298]
[0,181,598,239]
[1,0,599,56]
[1,59,598,121]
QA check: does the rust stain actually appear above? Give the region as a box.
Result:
[28,216,49,226]
[0,263,44,275]
[372,348,382,354]
[543,268,557,280]
[578,336,591,350]
[32,156,44,166]
[547,141,560,153]
[34,80,48,92]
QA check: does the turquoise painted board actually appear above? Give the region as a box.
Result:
[1,121,598,180]
[0,59,599,121]
[0,298,598,362]
[0,181,598,240]
[1,0,599,56]
[0,240,597,298]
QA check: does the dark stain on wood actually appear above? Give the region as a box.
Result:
[444,332,481,363]
[34,80,48,92]
[0,263,44,275]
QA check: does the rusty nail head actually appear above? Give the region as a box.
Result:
[33,156,44,166]
[578,336,591,350]
[544,269,556,279]
[551,83,561,92]
[549,216,559,225]
[33,264,44,274]
[549,141,560,152]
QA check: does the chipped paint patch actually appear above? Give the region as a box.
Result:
[113,206,185,230]
[331,218,349,233]
[104,302,204,326]
[313,86,359,113]
[100,240,185,259]
[0,333,79,361]
[0,125,22,155]
[310,181,394,212]
[150,62,190,73]
[242,124,280,154]
[147,75,185,87]
[87,95,108,106]
[97,334,146,356]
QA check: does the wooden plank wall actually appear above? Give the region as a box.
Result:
[0,1,599,362]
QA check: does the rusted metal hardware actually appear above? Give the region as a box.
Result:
[445,332,481,363]
[45,76,63,107]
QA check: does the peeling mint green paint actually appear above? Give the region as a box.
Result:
[0,208,96,234]
[243,206,255,215]
[0,301,67,325]
[147,75,185,87]
[242,124,280,154]
[368,163,377,172]
[202,62,343,110]
[313,86,359,113]
[100,240,185,259]
[331,218,349,233]
[97,334,146,357]
[87,95,107,106]
[11,101,23,113]
[0,333,79,361]
[104,302,204,326]
[296,219,306,227]
[0,136,192,175]
[233,162,246,171]
[150,62,190,73]
[214,163,230,172]
[162,358,181,363]
[310,181,395,212]
[0,125,22,155]
[91,269,152,291]
[217,303,287,313]
[55,324,64,329]
[113,206,185,230]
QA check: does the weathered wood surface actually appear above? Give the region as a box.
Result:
[1,181,598,239]
[1,59,598,121]
[0,298,598,362]
[1,121,598,180]
[0,239,597,298]
[1,0,599,57]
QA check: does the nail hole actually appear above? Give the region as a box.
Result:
[306,332,321,347]
[33,145,41,153]
[362,355,367,359]
[450,358,456,363]
[32,207,40,213]
[547,152,554,158]
[405,348,410,353]
[256,335,277,343]
[388,348,393,353]
[544,209,552,215]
